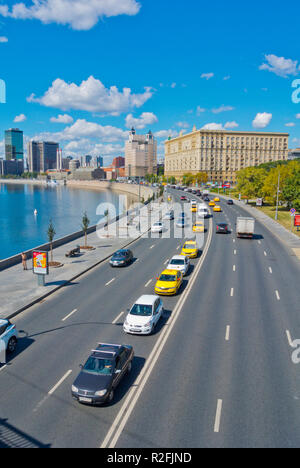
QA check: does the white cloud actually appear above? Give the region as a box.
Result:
[285,122,295,127]
[252,112,272,129]
[27,76,153,114]
[14,113,26,122]
[125,112,158,129]
[0,36,8,42]
[154,129,178,139]
[0,0,141,31]
[224,121,239,129]
[201,73,214,80]
[201,123,224,130]
[212,105,235,114]
[296,114,300,119]
[259,54,300,78]
[50,113,74,124]
[196,106,206,115]
[176,122,190,129]
[170,83,177,89]
[223,76,231,81]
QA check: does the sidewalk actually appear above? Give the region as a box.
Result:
[215,192,300,258]
[0,202,166,321]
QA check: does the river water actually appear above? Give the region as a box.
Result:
[0,182,133,260]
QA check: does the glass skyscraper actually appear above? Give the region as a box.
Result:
[5,128,24,161]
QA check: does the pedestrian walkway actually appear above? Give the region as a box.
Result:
[0,202,167,320]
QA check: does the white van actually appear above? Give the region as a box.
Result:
[197,206,209,219]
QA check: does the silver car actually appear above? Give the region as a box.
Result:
[0,319,18,356]
[167,255,190,276]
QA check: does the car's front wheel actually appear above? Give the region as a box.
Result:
[7,337,17,353]
[107,389,114,404]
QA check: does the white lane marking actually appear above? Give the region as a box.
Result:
[176,245,180,250]
[269,267,272,274]
[145,279,152,288]
[214,400,223,433]
[150,244,155,249]
[258,240,261,245]
[275,290,280,301]
[286,330,294,348]
[233,265,236,272]
[225,326,230,341]
[48,370,72,396]
[100,211,214,449]
[105,278,115,286]
[112,311,124,324]
[264,251,267,257]
[0,365,7,373]
[233,239,235,243]
[234,250,237,255]
[230,288,234,297]
[62,309,78,322]
[164,259,170,265]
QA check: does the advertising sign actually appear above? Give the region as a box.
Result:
[33,251,49,275]
[294,214,300,227]
[256,198,263,207]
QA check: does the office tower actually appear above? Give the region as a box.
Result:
[5,128,24,161]
[27,141,59,173]
[125,128,157,178]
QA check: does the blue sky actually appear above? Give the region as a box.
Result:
[0,0,300,164]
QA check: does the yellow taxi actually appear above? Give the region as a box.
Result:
[208,201,215,207]
[193,221,205,233]
[155,269,183,296]
[190,205,197,212]
[214,197,220,202]
[213,205,222,212]
[181,240,198,258]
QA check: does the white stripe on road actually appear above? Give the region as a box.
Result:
[48,370,72,396]
[234,250,237,255]
[264,251,267,257]
[105,278,115,286]
[269,267,272,274]
[62,309,77,322]
[258,240,261,245]
[176,245,180,250]
[233,265,236,272]
[230,288,234,297]
[225,326,230,341]
[275,290,280,301]
[164,259,170,265]
[145,279,152,288]
[214,399,223,433]
[286,330,294,348]
[112,311,124,324]
[0,365,7,373]
[150,244,155,249]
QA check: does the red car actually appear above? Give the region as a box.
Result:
[180,196,187,201]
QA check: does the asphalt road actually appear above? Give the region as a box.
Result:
[1,188,299,448]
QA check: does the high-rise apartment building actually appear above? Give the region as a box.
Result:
[164,127,289,182]
[125,128,157,178]
[5,128,24,161]
[28,141,59,173]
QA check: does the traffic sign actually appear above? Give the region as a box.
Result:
[290,208,296,216]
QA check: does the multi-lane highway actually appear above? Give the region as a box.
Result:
[1,188,300,448]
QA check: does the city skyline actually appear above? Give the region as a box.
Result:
[0,0,300,166]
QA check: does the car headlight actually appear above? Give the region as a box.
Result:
[72,385,78,393]
[95,389,107,397]
[144,320,152,327]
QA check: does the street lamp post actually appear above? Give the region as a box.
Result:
[275,171,280,221]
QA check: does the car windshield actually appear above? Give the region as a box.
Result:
[113,252,126,258]
[154,223,162,227]
[170,259,184,265]
[184,243,196,249]
[130,304,152,316]
[159,274,176,282]
[83,357,113,375]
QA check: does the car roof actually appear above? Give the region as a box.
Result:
[161,269,178,275]
[91,343,123,360]
[184,240,196,245]
[170,255,186,260]
[136,295,158,306]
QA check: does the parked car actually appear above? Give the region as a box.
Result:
[109,249,133,267]
[123,295,164,335]
[0,319,18,357]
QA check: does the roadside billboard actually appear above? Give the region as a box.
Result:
[294,214,300,227]
[32,251,49,275]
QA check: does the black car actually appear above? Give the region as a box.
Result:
[216,223,229,234]
[203,197,210,202]
[227,199,234,205]
[72,343,134,405]
[109,249,133,267]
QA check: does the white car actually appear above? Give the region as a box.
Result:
[198,206,209,218]
[151,222,163,233]
[190,199,197,205]
[167,255,190,276]
[0,319,18,358]
[123,295,164,335]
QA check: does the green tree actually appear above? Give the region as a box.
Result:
[236,167,267,199]
[47,219,56,263]
[81,211,90,247]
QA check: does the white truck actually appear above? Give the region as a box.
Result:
[236,217,255,239]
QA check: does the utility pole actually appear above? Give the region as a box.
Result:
[275,170,280,221]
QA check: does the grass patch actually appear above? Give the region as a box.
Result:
[256,205,300,238]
